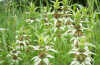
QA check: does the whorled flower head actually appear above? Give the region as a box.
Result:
[76,54,87,62]
[25,18,41,24]
[16,34,31,49]
[67,44,96,65]
[53,11,62,19]
[71,56,93,65]
[7,49,22,64]
[31,52,54,65]
[67,46,96,56]
[29,45,58,53]
[16,40,26,49]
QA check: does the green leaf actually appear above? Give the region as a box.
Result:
[80,37,85,44]
[0,52,10,55]
[1,31,7,50]
[54,0,60,9]
[16,22,26,30]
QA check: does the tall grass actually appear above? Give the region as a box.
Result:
[87,0,100,65]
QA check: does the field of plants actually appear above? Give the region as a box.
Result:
[0,0,100,65]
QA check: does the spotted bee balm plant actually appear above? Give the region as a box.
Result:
[0,0,99,65]
[29,34,58,65]
[67,37,96,65]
